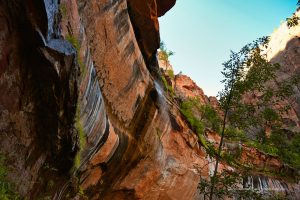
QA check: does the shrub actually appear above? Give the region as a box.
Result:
[0,155,20,200]
[161,76,175,97]
[167,69,175,79]
[245,140,279,157]
[180,99,205,134]
[270,131,300,169]
[286,15,299,28]
[180,99,221,133]
[159,41,174,66]
[66,35,80,52]
[72,104,86,171]
[224,126,246,141]
[200,105,221,132]
[65,35,86,76]
[59,3,67,18]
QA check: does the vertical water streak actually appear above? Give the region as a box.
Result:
[43,0,59,40]
[154,80,171,135]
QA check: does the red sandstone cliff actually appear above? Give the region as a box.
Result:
[0,1,300,199]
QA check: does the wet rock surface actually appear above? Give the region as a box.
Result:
[0,0,78,197]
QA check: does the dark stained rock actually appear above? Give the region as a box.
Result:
[157,0,176,17]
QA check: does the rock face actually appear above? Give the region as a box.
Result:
[266,11,300,131]
[157,0,176,17]
[127,0,176,65]
[0,0,299,199]
[174,74,210,104]
[0,0,78,196]
[245,10,300,134]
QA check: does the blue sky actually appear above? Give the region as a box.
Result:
[159,0,298,96]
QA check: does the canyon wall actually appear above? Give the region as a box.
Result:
[266,11,300,132]
[0,0,300,199]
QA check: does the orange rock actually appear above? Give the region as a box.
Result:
[174,74,209,104]
[127,0,160,63]
[127,0,176,63]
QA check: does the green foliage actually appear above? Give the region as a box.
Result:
[198,134,216,157]
[46,180,55,190]
[286,15,299,28]
[66,35,80,52]
[0,155,21,200]
[218,36,298,136]
[159,41,174,66]
[72,104,86,171]
[161,76,175,97]
[59,3,67,18]
[65,35,86,76]
[245,140,279,157]
[180,99,204,134]
[198,170,263,200]
[242,130,300,170]
[180,98,221,133]
[269,130,300,169]
[180,98,223,159]
[261,107,279,125]
[224,126,246,141]
[208,36,295,199]
[200,105,221,132]
[217,35,299,169]
[167,69,175,79]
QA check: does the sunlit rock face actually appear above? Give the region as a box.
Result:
[75,0,208,199]
[79,0,151,126]
[256,10,300,133]
[174,74,210,104]
[1,0,300,199]
[267,11,300,132]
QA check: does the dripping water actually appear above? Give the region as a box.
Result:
[154,80,171,130]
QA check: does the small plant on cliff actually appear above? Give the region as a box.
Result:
[65,34,86,76]
[159,41,174,66]
[72,104,86,171]
[59,3,67,18]
[180,99,205,136]
[286,14,299,28]
[180,98,221,135]
[161,75,175,97]
[167,69,175,79]
[0,155,20,200]
[286,1,300,28]
[66,35,80,51]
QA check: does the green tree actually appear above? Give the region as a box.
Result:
[286,15,299,28]
[159,41,174,66]
[203,35,299,199]
[286,1,300,28]
[208,37,275,200]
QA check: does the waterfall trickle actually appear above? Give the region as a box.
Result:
[154,80,170,125]
[242,175,300,199]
